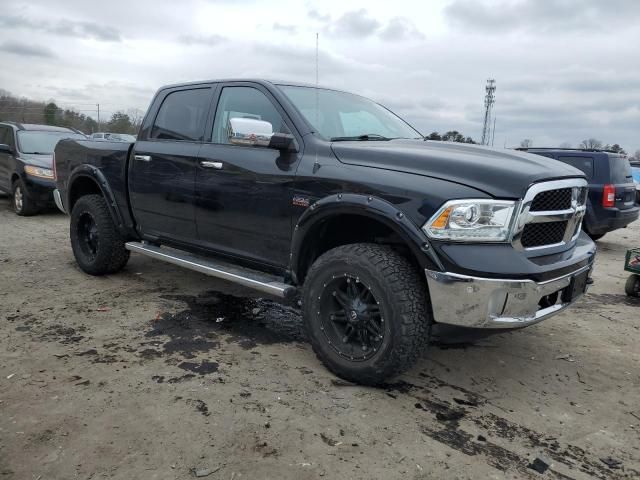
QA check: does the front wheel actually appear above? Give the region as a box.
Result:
[12,178,39,216]
[70,194,130,275]
[302,243,431,385]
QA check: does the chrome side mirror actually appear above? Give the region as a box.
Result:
[228,117,296,151]
[228,117,273,147]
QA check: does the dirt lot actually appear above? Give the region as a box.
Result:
[0,195,638,480]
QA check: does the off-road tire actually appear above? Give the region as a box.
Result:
[70,194,130,275]
[625,274,640,297]
[302,243,431,385]
[12,178,39,216]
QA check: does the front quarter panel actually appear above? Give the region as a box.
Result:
[290,141,494,280]
[292,142,495,235]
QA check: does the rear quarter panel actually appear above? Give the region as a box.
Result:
[55,139,135,232]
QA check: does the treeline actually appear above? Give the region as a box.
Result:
[0,90,141,135]
[520,137,636,157]
[425,131,476,144]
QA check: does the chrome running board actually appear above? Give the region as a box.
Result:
[125,242,296,299]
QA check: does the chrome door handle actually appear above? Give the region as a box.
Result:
[134,155,152,162]
[200,161,223,169]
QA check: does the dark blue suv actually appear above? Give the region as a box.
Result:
[0,122,85,215]
[522,148,639,240]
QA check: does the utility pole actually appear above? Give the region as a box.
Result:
[96,103,100,130]
[481,79,496,146]
[491,116,496,146]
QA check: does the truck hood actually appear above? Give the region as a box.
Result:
[18,153,53,169]
[331,139,584,198]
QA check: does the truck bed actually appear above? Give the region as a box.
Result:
[55,138,135,232]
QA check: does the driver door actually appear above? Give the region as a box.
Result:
[195,83,300,268]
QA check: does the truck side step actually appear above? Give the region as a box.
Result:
[125,242,297,299]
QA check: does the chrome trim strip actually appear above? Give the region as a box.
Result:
[125,242,296,299]
[53,189,66,214]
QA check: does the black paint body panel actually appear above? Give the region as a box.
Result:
[54,79,594,285]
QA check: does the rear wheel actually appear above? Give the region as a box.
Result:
[12,178,39,216]
[302,243,431,385]
[625,274,640,297]
[585,230,605,241]
[70,194,129,275]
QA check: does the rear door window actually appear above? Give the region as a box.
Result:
[0,126,8,146]
[608,155,633,184]
[557,156,594,179]
[0,126,15,149]
[151,88,211,141]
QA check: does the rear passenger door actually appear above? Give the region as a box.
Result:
[129,86,213,243]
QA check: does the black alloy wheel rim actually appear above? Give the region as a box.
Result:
[318,274,385,361]
[77,212,99,259]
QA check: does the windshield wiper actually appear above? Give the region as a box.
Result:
[330,134,392,142]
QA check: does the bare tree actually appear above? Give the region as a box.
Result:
[520,139,533,148]
[579,138,603,150]
[603,143,626,155]
[559,142,572,148]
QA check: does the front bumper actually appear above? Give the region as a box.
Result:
[425,264,592,329]
[23,176,55,206]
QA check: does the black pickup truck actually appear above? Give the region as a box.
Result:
[54,79,596,384]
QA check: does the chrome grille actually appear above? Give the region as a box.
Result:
[512,179,588,251]
[531,188,572,211]
[521,221,568,248]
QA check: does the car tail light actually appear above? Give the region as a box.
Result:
[603,184,615,207]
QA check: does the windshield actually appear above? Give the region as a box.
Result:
[278,85,422,141]
[17,131,86,154]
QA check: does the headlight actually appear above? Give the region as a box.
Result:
[423,199,517,242]
[24,165,54,179]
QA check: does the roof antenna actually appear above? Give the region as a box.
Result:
[315,32,319,132]
[313,32,321,174]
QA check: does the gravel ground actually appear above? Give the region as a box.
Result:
[0,195,639,480]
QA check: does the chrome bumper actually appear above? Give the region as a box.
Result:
[53,189,66,214]
[425,265,592,328]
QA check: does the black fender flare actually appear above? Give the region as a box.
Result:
[289,193,444,284]
[67,164,124,229]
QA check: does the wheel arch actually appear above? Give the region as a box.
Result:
[67,165,124,230]
[290,193,443,284]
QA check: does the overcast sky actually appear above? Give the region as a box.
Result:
[1,0,639,152]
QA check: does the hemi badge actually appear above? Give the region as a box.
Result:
[292,195,310,207]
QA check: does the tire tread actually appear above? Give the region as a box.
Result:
[303,243,431,385]
[70,194,129,275]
